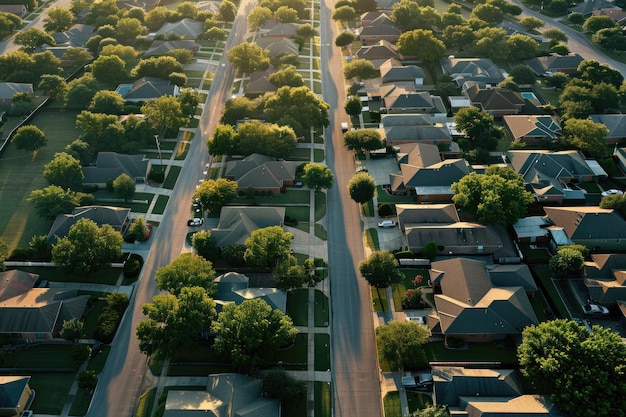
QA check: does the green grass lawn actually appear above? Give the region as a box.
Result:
[364,228,379,250]
[286,206,309,223]
[392,269,431,311]
[314,289,329,327]
[87,345,110,373]
[4,344,76,368]
[363,199,375,217]
[234,189,310,205]
[287,288,308,326]
[81,297,107,339]
[314,333,330,371]
[519,243,551,263]
[314,381,332,417]
[134,388,156,417]
[372,285,388,312]
[13,266,121,285]
[152,195,169,215]
[287,147,311,161]
[0,109,81,249]
[419,341,519,367]
[314,149,324,162]
[314,223,327,240]
[407,391,433,413]
[529,264,570,318]
[314,191,326,221]
[163,166,181,189]
[29,373,75,414]
[577,182,601,193]
[269,332,307,369]
[383,391,401,417]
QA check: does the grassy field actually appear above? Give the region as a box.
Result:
[383,392,401,417]
[287,288,308,326]
[0,110,81,249]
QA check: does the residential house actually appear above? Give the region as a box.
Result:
[0,270,89,341]
[213,272,286,313]
[117,77,179,102]
[512,216,552,243]
[392,158,470,201]
[51,24,96,48]
[396,203,515,259]
[355,40,403,68]
[259,19,299,38]
[0,4,28,17]
[360,11,385,26]
[210,206,285,247]
[503,115,561,144]
[224,153,298,194]
[382,119,456,148]
[584,253,626,304]
[255,37,299,57]
[590,114,626,144]
[196,0,222,14]
[379,58,424,85]
[357,13,402,44]
[447,96,471,114]
[615,147,626,174]
[0,83,33,106]
[163,373,280,417]
[440,57,506,88]
[143,40,200,57]
[428,258,538,342]
[507,150,603,204]
[523,53,584,76]
[464,83,525,118]
[383,90,446,116]
[591,7,626,25]
[544,206,626,250]
[0,376,34,417]
[47,206,130,242]
[155,18,203,39]
[432,367,561,416]
[245,66,278,96]
[82,152,151,187]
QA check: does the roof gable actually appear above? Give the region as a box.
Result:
[0,376,30,408]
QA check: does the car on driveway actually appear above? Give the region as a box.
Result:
[378,220,397,228]
[401,373,433,391]
[582,303,609,315]
[601,189,623,197]
[187,218,204,227]
[406,316,425,324]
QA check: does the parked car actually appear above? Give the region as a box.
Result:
[187,218,204,227]
[406,316,425,324]
[378,220,397,228]
[601,189,623,197]
[401,373,433,391]
[582,303,609,315]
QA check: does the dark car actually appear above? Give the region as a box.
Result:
[401,373,433,391]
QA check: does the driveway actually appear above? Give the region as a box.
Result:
[361,157,399,186]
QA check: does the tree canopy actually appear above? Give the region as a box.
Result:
[227,42,270,74]
[343,129,383,152]
[244,226,294,268]
[549,245,585,278]
[43,152,84,191]
[263,86,330,136]
[302,163,334,191]
[453,106,503,150]
[12,125,46,155]
[562,118,609,157]
[397,29,446,62]
[192,178,237,214]
[141,95,188,132]
[376,319,430,370]
[155,253,216,296]
[347,172,376,204]
[359,250,403,288]
[343,58,379,81]
[27,185,82,219]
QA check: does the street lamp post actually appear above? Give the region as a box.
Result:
[154,134,163,174]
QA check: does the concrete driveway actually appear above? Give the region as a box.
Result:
[360,157,399,186]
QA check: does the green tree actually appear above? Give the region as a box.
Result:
[549,246,585,278]
[248,6,273,29]
[263,86,330,136]
[15,28,55,52]
[343,129,383,153]
[211,298,298,372]
[43,152,84,191]
[70,344,92,365]
[236,120,297,158]
[274,255,306,290]
[344,96,362,116]
[347,172,375,205]
[29,235,52,261]
[52,218,123,275]
[332,5,357,21]
[578,59,624,87]
[177,88,201,119]
[12,125,46,156]
[509,65,537,85]
[208,124,238,155]
[127,216,149,241]
[472,27,509,60]
[38,74,68,100]
[0,239,7,271]
[193,178,237,214]
[78,370,98,394]
[518,319,626,417]
[453,106,503,150]
[141,95,188,132]
[376,319,430,370]
[397,29,446,62]
[115,17,145,44]
[359,250,403,289]
[343,58,379,80]
[65,74,99,109]
[203,27,227,41]
[27,185,81,219]
[44,7,75,32]
[302,163,334,191]
[471,3,503,25]
[262,370,307,406]
[220,96,259,125]
[275,6,299,22]
[269,65,303,87]
[155,253,216,296]
[413,406,450,417]
[544,71,569,90]
[583,15,617,33]
[562,118,609,157]
[520,16,544,31]
[113,173,135,202]
[335,31,356,47]
[451,166,533,225]
[90,55,126,85]
[422,241,438,261]
[506,34,539,60]
[244,226,294,268]
[296,23,317,39]
[543,28,567,43]
[443,24,475,48]
[88,90,125,114]
[191,230,219,260]
[137,286,217,356]
[227,42,270,74]
[219,0,237,21]
[60,318,84,342]
[130,56,183,80]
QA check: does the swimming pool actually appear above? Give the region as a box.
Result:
[521,92,538,100]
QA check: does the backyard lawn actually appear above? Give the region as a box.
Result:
[29,373,75,414]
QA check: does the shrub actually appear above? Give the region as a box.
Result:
[149,169,165,183]
[8,247,34,261]
[221,244,246,266]
[378,203,393,217]
[123,259,141,278]
[401,288,424,310]
[106,178,114,193]
[94,293,128,344]
[393,250,414,259]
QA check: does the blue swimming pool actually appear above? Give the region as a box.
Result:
[521,92,538,100]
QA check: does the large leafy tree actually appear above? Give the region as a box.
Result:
[347,172,376,204]
[397,29,446,62]
[344,96,362,116]
[115,17,145,44]
[131,56,184,80]
[248,6,273,29]
[343,129,383,153]
[451,166,533,225]
[27,185,81,219]
[236,120,297,158]
[262,370,307,407]
[208,124,238,156]
[113,173,135,202]
[562,118,609,157]
[549,245,585,278]
[137,286,217,356]
[78,370,98,394]
[39,74,68,100]
[376,320,430,370]
[227,42,270,74]
[335,31,356,47]
[43,152,84,191]
[453,106,503,150]
[343,58,379,81]
[12,125,46,156]
[244,226,294,268]
[44,7,75,32]
[91,55,126,85]
[269,65,303,88]
[332,5,357,22]
[302,163,334,191]
[0,239,8,271]
[88,90,125,114]
[15,28,55,52]
[211,298,298,372]
[52,218,123,275]
[518,319,626,417]
[155,253,216,296]
[141,95,188,132]
[191,230,219,260]
[263,86,330,136]
[192,178,237,214]
[359,250,403,289]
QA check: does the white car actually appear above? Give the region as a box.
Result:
[406,316,425,324]
[187,218,204,227]
[601,189,623,197]
[378,220,397,228]
[582,303,609,315]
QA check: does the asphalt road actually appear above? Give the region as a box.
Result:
[84,2,253,416]
[319,2,383,416]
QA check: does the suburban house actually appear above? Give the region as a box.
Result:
[47,206,131,242]
[213,272,286,313]
[512,216,552,244]
[245,66,278,96]
[155,18,203,39]
[196,0,221,14]
[506,150,603,204]
[543,206,626,251]
[379,59,424,85]
[357,13,402,43]
[464,83,525,117]
[255,37,299,57]
[592,7,626,24]
[523,53,584,76]
[224,153,299,195]
[51,24,96,48]
[143,39,200,57]
[0,83,33,106]
[360,11,386,26]
[0,376,34,417]
[503,115,561,144]
[584,253,626,304]
[590,114,626,144]
[383,90,447,116]
[432,367,561,416]
[355,40,403,68]
[163,373,280,417]
[117,77,180,102]
[615,147,626,174]
[0,270,89,341]
[210,206,286,247]
[0,4,27,17]
[439,57,506,88]
[258,19,299,38]
[447,95,471,114]
[428,258,538,342]
[82,152,151,187]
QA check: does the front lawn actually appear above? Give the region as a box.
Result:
[364,228,379,250]
[529,264,570,318]
[314,333,330,371]
[4,344,76,369]
[407,391,433,413]
[372,285,388,312]
[314,381,332,417]
[314,191,326,221]
[152,195,169,215]
[383,392,401,417]
[163,166,181,189]
[314,289,329,327]
[392,269,431,311]
[287,288,308,326]
[29,373,75,414]
[418,341,519,368]
[285,206,310,223]
[269,332,307,369]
